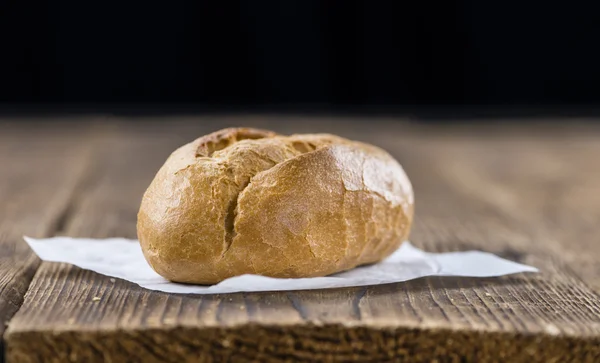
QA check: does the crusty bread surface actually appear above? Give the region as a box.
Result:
[137,128,414,284]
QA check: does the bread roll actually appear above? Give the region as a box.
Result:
[137,128,414,284]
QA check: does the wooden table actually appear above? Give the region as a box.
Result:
[1,116,600,362]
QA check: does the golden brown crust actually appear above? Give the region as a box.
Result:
[137,128,414,284]
[194,127,277,157]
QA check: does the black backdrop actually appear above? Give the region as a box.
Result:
[2,1,600,114]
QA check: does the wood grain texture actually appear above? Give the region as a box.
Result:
[0,121,99,362]
[4,117,600,362]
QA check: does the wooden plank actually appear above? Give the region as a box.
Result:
[0,120,94,362]
[382,127,600,291]
[5,118,600,362]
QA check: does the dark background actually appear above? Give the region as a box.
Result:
[2,1,600,118]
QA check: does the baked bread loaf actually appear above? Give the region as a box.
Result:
[137,128,414,284]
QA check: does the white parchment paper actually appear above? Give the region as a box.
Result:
[24,236,538,295]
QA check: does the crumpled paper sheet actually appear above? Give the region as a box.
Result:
[24,237,538,295]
